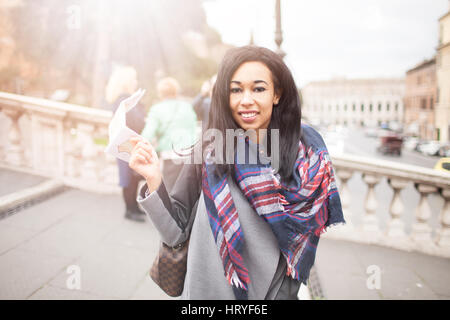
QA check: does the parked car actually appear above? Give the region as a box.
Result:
[404,136,420,151]
[414,139,427,152]
[438,144,450,157]
[364,127,378,138]
[388,121,402,133]
[418,140,441,156]
[434,158,450,173]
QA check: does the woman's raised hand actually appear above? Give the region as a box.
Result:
[129,137,162,193]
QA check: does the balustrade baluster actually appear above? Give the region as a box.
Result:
[436,189,450,256]
[64,121,80,178]
[385,178,410,249]
[411,184,438,254]
[361,173,381,242]
[77,122,98,180]
[95,127,115,184]
[332,168,354,240]
[336,169,353,225]
[103,153,118,185]
[3,109,25,166]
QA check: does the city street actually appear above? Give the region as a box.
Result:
[321,126,439,169]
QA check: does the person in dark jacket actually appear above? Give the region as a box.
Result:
[192,75,216,133]
[105,65,147,222]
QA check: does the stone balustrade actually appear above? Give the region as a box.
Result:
[0,91,118,193]
[1,91,450,258]
[328,153,450,258]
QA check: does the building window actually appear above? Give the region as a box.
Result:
[430,97,434,110]
[352,104,356,111]
[336,105,339,112]
[344,104,347,111]
[421,98,427,110]
[369,104,373,112]
[387,103,390,112]
[394,103,398,112]
[361,104,364,112]
[378,103,382,112]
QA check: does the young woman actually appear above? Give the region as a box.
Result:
[129,46,345,300]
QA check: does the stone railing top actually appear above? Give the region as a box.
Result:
[331,153,450,188]
[0,91,112,125]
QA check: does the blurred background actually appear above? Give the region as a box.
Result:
[0,0,449,301]
[0,0,226,107]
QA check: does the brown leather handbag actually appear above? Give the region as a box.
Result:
[149,239,189,297]
[149,196,198,297]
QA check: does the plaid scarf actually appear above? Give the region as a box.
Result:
[201,125,345,299]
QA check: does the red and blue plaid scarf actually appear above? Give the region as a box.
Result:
[201,125,345,299]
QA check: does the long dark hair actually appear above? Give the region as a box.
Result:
[202,45,302,181]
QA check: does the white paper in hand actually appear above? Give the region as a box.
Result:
[105,88,146,163]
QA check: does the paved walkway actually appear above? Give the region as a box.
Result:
[0,169,46,197]
[0,168,449,300]
[315,238,450,299]
[0,186,172,300]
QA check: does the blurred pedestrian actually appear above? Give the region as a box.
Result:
[105,65,146,222]
[141,77,197,192]
[192,74,216,132]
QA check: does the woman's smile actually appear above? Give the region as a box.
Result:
[238,110,259,122]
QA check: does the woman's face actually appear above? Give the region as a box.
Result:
[229,61,280,133]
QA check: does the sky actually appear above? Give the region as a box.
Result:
[203,0,449,87]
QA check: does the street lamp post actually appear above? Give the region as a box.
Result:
[275,0,286,58]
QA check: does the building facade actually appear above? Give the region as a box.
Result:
[435,4,450,143]
[301,78,405,128]
[404,58,437,140]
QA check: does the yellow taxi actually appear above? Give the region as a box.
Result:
[434,158,450,173]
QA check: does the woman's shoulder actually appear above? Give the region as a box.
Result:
[300,123,327,152]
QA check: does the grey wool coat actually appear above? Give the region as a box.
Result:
[137,162,301,300]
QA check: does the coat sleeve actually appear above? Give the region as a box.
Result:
[137,161,202,247]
